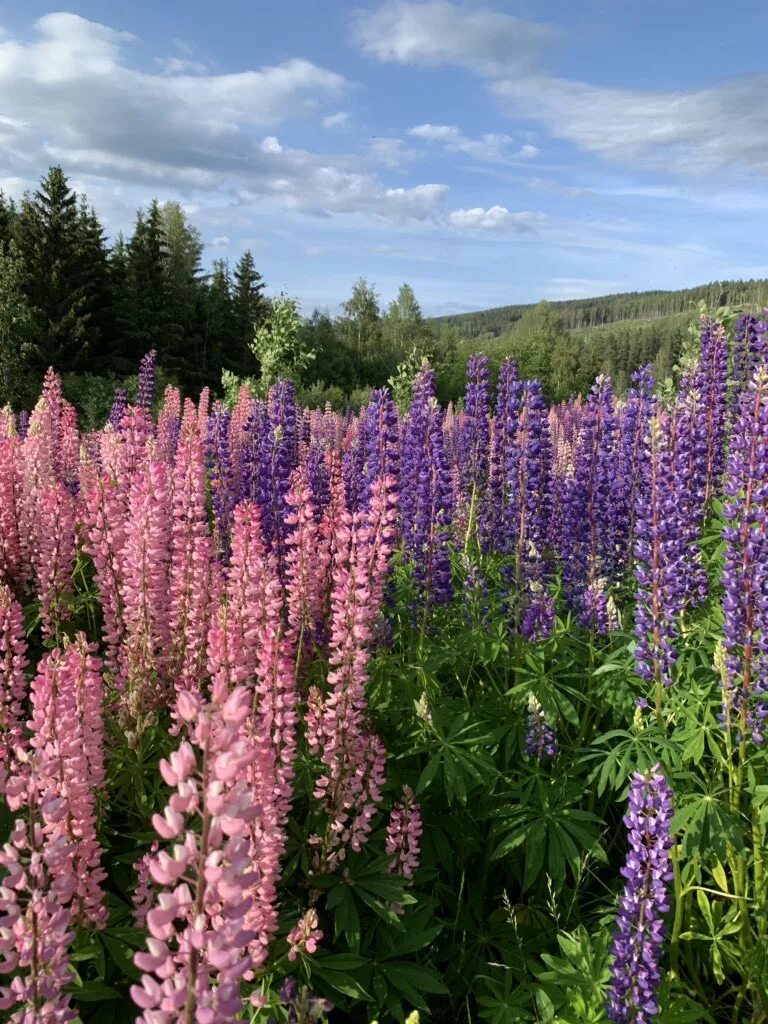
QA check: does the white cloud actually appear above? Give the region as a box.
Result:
[210,235,230,248]
[448,205,545,233]
[304,245,323,256]
[155,56,208,75]
[409,123,536,163]
[351,1,554,77]
[322,110,351,129]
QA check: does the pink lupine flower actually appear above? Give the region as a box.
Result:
[386,786,422,881]
[25,639,108,928]
[81,469,128,682]
[33,481,76,641]
[0,817,77,1023]
[305,477,398,870]
[286,909,323,962]
[132,684,260,1024]
[168,409,215,715]
[157,385,182,463]
[0,583,28,795]
[132,841,160,927]
[284,464,330,666]
[229,385,255,481]
[120,460,172,734]
[0,437,23,586]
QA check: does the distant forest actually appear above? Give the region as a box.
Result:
[1,167,762,420]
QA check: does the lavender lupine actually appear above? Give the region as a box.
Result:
[615,366,656,572]
[561,376,621,633]
[502,379,553,637]
[256,381,301,562]
[108,387,128,430]
[607,765,674,1024]
[400,365,436,546]
[671,381,709,609]
[136,349,158,411]
[207,403,236,558]
[412,400,454,608]
[360,388,400,507]
[461,352,491,503]
[732,314,768,398]
[633,415,687,716]
[720,364,768,744]
[524,694,557,760]
[693,317,729,509]
[483,357,518,549]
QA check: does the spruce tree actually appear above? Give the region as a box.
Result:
[0,241,38,407]
[12,166,95,371]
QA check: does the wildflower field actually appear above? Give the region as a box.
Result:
[1,317,767,1024]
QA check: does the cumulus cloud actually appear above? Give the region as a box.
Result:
[409,123,537,162]
[448,205,545,233]
[351,1,554,77]
[322,110,351,129]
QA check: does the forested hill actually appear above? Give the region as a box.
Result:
[431,278,768,339]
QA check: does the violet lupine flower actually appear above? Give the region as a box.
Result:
[132,685,260,1024]
[461,353,491,500]
[607,764,674,1024]
[720,365,768,745]
[307,444,331,518]
[255,381,301,563]
[732,314,767,398]
[343,425,366,513]
[206,402,236,559]
[17,410,29,438]
[136,349,158,411]
[561,376,621,633]
[693,317,729,509]
[386,785,422,880]
[524,694,558,760]
[671,381,709,609]
[633,415,686,703]
[615,366,656,573]
[400,365,436,546]
[502,379,553,637]
[413,401,454,608]
[108,386,128,431]
[360,387,400,508]
[483,357,519,549]
[0,583,28,796]
[156,386,182,463]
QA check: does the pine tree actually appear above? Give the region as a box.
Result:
[232,250,266,347]
[0,192,16,249]
[12,167,97,370]
[203,260,239,375]
[76,201,114,372]
[0,241,38,407]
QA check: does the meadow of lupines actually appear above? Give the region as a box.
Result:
[0,317,767,1024]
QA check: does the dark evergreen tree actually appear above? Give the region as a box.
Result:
[232,250,266,347]
[203,260,239,375]
[12,167,98,371]
[0,192,16,249]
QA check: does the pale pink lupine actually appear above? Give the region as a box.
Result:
[284,464,330,667]
[0,583,28,795]
[22,639,108,928]
[386,786,423,881]
[33,481,76,641]
[131,684,259,1024]
[305,476,398,869]
[286,909,323,962]
[132,840,160,927]
[120,460,172,733]
[81,469,128,682]
[168,407,215,715]
[157,385,182,463]
[0,438,23,585]
[228,385,255,481]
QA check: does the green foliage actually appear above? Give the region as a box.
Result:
[251,294,315,390]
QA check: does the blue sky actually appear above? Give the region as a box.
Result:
[1,1,768,314]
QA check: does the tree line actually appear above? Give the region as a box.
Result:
[0,165,745,416]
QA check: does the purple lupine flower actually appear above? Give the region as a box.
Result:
[307,444,331,519]
[343,425,366,513]
[560,376,621,632]
[461,353,491,496]
[259,380,301,561]
[410,400,454,607]
[483,357,519,550]
[633,414,686,702]
[671,379,709,609]
[241,398,268,503]
[732,313,768,399]
[607,764,674,1024]
[400,365,437,549]
[136,349,158,411]
[17,410,29,438]
[361,387,400,507]
[501,379,553,637]
[721,364,768,745]
[524,694,557,760]
[108,387,128,431]
[206,402,236,560]
[520,588,556,642]
[615,367,656,573]
[693,317,729,509]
